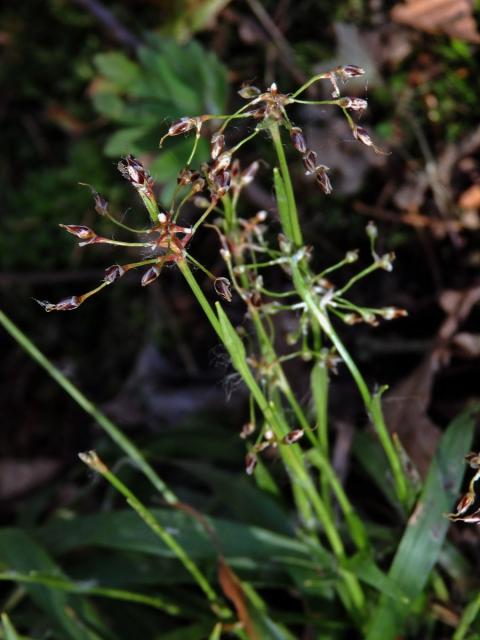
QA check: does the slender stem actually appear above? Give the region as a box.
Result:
[178,260,222,340]
[79,452,225,611]
[290,265,408,506]
[0,309,178,505]
[0,572,182,616]
[269,123,303,247]
[192,202,216,235]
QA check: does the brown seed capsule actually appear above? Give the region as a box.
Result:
[141,265,161,287]
[59,224,96,241]
[245,452,258,475]
[117,155,154,191]
[282,429,304,445]
[290,127,307,154]
[213,169,231,198]
[214,277,232,302]
[353,125,373,147]
[177,168,195,185]
[104,264,125,284]
[302,150,317,175]
[168,117,197,136]
[210,132,225,160]
[35,296,82,312]
[238,84,261,99]
[315,165,332,195]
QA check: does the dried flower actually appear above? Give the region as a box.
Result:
[336,65,365,79]
[34,296,82,312]
[240,422,256,439]
[167,117,197,137]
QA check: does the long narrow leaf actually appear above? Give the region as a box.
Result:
[366,407,478,640]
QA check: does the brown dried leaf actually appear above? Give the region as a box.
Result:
[391,0,480,43]
[218,557,258,640]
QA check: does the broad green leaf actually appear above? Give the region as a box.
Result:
[366,407,478,640]
[39,510,310,567]
[104,126,151,157]
[94,52,140,89]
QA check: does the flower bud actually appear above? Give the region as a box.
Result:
[141,265,161,287]
[302,150,317,175]
[210,132,225,160]
[212,152,232,174]
[315,165,332,195]
[168,117,197,136]
[381,307,408,320]
[377,252,395,271]
[117,155,154,191]
[104,264,125,284]
[338,97,368,111]
[191,177,205,194]
[269,82,278,95]
[177,168,195,185]
[238,84,261,99]
[214,277,232,302]
[290,127,307,154]
[366,220,378,240]
[345,250,359,263]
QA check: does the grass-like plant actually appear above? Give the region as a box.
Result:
[1,66,478,640]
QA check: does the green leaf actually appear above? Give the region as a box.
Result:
[1,614,23,640]
[94,52,140,89]
[366,406,478,640]
[0,529,88,640]
[273,168,292,242]
[39,510,310,568]
[103,126,151,157]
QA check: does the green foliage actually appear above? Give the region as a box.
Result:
[91,36,228,185]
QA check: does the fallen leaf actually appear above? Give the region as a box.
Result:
[391,0,480,43]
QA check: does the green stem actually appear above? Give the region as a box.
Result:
[0,309,177,505]
[290,264,408,506]
[178,260,222,340]
[269,123,303,247]
[80,453,225,612]
[0,572,182,616]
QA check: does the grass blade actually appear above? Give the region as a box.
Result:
[366,406,478,640]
